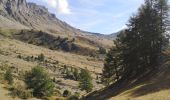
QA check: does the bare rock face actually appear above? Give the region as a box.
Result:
[0,0,80,36]
[0,0,113,48]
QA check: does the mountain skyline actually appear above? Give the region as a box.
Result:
[27,0,145,34]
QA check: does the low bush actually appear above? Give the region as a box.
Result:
[63,90,71,97]
[68,92,80,100]
[4,69,13,85]
[37,53,45,62]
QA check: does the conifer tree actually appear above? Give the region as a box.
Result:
[25,66,54,97]
[79,69,93,93]
[102,46,122,85]
[102,0,169,83]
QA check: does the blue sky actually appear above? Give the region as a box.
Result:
[28,0,145,34]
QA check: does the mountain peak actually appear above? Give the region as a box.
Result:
[0,0,113,48]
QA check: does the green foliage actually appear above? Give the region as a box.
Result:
[24,66,55,97]
[74,92,80,98]
[79,69,93,93]
[16,30,96,56]
[68,92,80,100]
[102,44,123,85]
[102,0,169,84]
[63,66,80,81]
[65,67,74,79]
[4,69,13,85]
[73,68,80,81]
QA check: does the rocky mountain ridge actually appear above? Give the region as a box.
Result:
[0,0,116,48]
[0,0,117,37]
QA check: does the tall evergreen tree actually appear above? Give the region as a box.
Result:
[102,0,169,84]
[102,37,124,85]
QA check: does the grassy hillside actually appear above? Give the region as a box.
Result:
[85,50,170,100]
[0,29,106,99]
[109,55,170,100]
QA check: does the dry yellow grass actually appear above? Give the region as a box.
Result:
[0,35,104,99]
[109,88,170,100]
[0,37,103,74]
[85,50,170,100]
[0,84,20,100]
[0,83,40,100]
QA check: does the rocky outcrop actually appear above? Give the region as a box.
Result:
[0,0,82,36]
[0,0,113,48]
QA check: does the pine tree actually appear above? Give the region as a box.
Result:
[79,69,93,93]
[102,0,169,83]
[155,0,169,31]
[121,0,169,78]
[102,46,123,85]
[155,0,170,48]
[25,66,54,97]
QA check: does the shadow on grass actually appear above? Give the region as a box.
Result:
[130,65,170,97]
[85,65,170,100]
[85,78,132,100]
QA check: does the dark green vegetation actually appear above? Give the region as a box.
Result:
[63,90,71,97]
[63,66,81,81]
[14,30,97,56]
[24,66,55,97]
[4,69,13,85]
[37,53,45,62]
[79,69,93,93]
[1,64,85,99]
[63,90,80,100]
[98,47,107,54]
[102,0,169,85]
[86,0,170,99]
[63,66,93,93]
[0,0,108,99]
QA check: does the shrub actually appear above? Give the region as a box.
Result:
[63,90,71,97]
[98,47,106,54]
[68,92,80,100]
[65,68,74,80]
[74,92,80,98]
[73,68,80,81]
[63,67,81,81]
[24,66,55,97]
[17,55,22,59]
[4,69,13,85]
[37,53,45,62]
[79,69,93,93]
